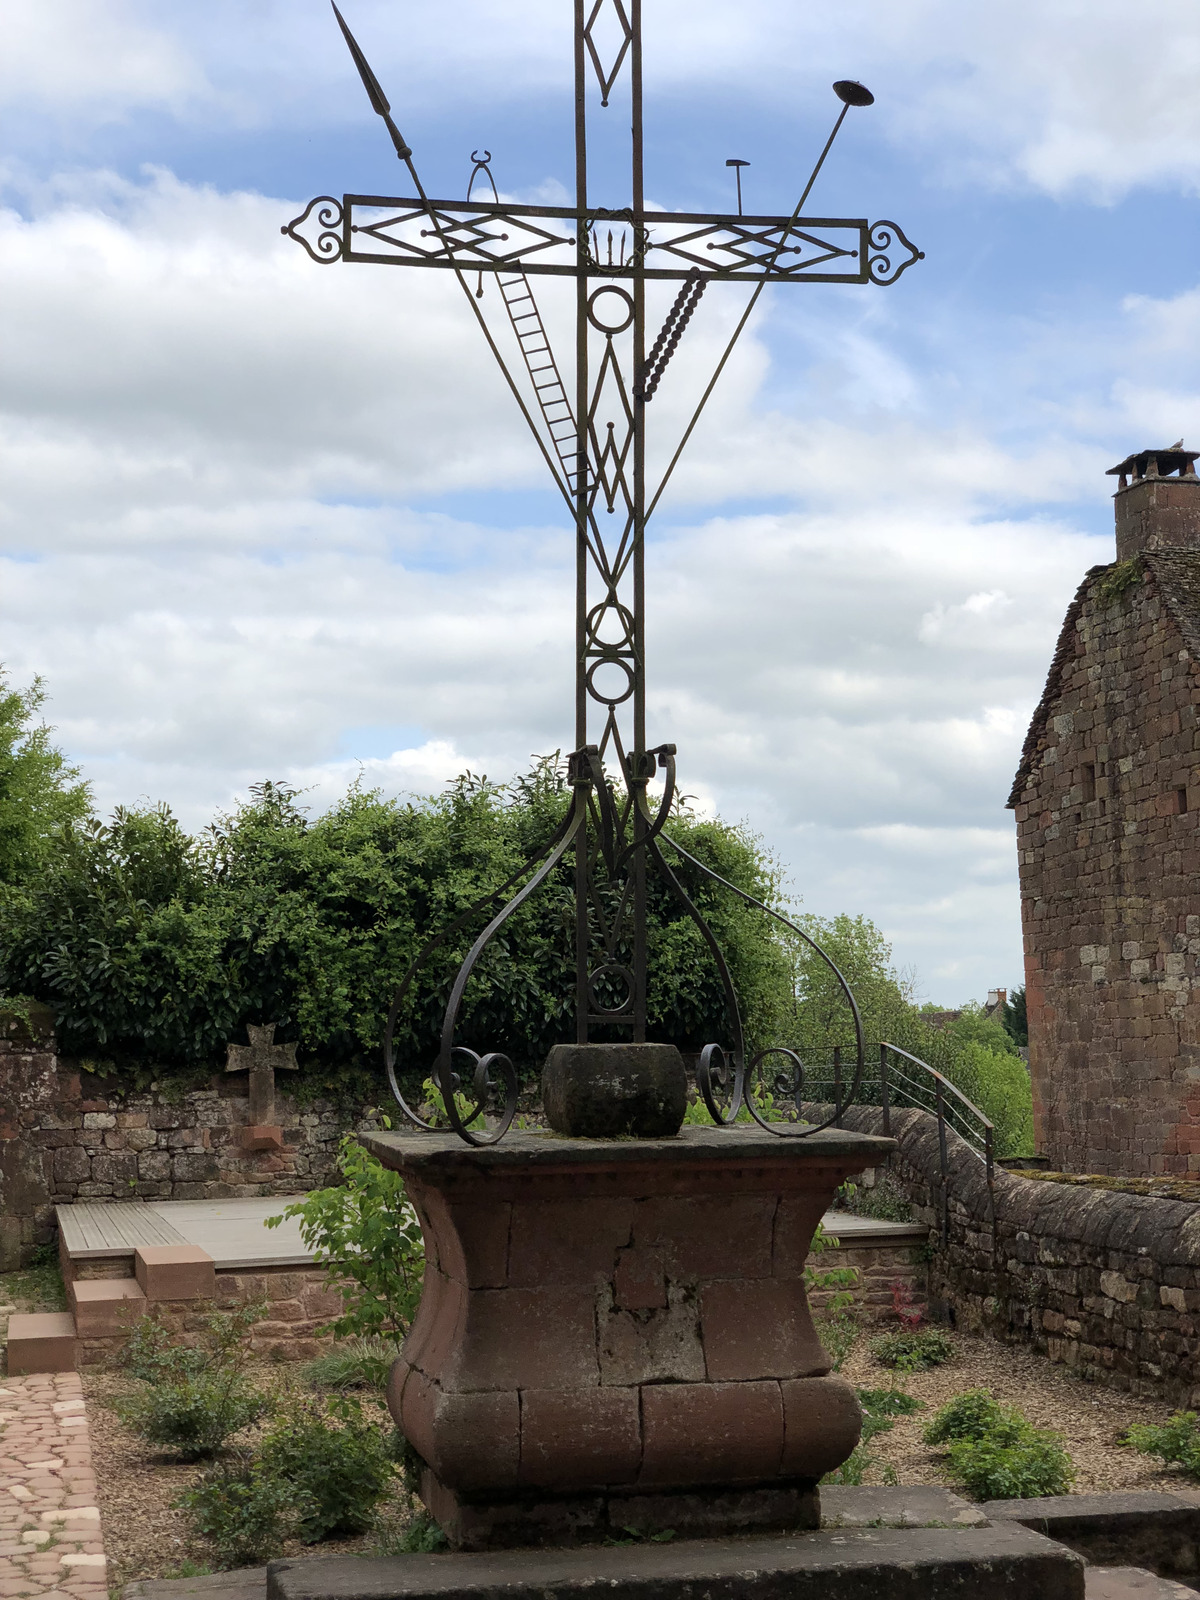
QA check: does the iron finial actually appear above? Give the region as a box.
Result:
[833,79,874,107]
[330,1,414,160]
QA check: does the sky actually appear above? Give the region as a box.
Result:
[3,0,1200,1006]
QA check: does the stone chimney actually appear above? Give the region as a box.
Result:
[1107,444,1200,562]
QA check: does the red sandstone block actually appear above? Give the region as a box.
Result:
[6,1315,76,1376]
[400,1269,466,1378]
[412,1185,511,1288]
[134,1245,215,1300]
[519,1386,641,1489]
[400,1367,520,1492]
[69,1279,144,1337]
[632,1194,775,1280]
[639,1379,783,1488]
[772,1194,835,1277]
[700,1279,828,1381]
[453,1286,599,1392]
[508,1197,634,1289]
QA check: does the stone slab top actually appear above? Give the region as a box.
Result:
[360,1122,895,1177]
[265,1522,1081,1600]
[821,1485,987,1528]
[124,1573,269,1600]
[986,1490,1200,1526]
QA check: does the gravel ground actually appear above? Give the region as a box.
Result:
[80,1367,419,1591]
[82,1331,1200,1584]
[841,1329,1200,1496]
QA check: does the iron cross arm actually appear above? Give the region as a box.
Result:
[282,193,923,287]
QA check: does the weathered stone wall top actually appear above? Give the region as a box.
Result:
[838,1103,1200,1403]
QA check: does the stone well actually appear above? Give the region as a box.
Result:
[363,1122,893,1549]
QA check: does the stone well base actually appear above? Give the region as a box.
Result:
[366,1121,894,1547]
[419,1468,820,1551]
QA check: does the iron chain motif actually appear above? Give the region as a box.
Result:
[292,0,923,1142]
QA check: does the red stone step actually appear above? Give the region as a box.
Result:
[6,1311,77,1373]
[69,1277,146,1337]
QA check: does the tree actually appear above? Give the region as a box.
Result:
[1003,985,1028,1048]
[0,670,92,894]
[0,763,795,1090]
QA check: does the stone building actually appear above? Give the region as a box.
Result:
[1009,445,1200,1175]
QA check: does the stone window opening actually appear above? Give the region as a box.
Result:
[1177,787,1189,815]
[1082,763,1096,804]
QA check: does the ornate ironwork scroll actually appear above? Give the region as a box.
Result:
[289,0,922,1140]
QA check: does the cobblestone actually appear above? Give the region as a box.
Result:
[0,1377,106,1600]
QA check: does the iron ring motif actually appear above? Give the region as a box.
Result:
[587,286,635,335]
[587,962,637,1017]
[867,220,923,286]
[281,196,344,264]
[586,598,636,650]
[585,654,635,705]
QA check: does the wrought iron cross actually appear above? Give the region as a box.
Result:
[284,0,922,1145]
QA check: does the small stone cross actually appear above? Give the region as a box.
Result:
[225,1023,298,1134]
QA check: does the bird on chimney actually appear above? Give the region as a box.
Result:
[1169,438,1184,450]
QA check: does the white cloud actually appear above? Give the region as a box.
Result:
[3,164,1198,1004]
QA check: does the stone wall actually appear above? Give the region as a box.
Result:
[807,1236,928,1323]
[73,1264,345,1366]
[838,1102,1200,1403]
[0,1018,384,1270]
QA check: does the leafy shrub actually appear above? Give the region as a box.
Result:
[116,1304,268,1459]
[303,1337,403,1393]
[946,1431,1074,1500]
[178,1458,307,1566]
[859,1177,913,1223]
[924,1390,1023,1447]
[0,765,798,1087]
[858,1387,923,1420]
[259,1397,397,1541]
[372,1512,448,1555]
[116,1373,267,1460]
[268,1138,424,1340]
[923,1391,1074,1500]
[869,1327,954,1372]
[1123,1412,1200,1478]
[122,1303,265,1381]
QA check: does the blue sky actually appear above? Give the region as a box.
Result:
[3,0,1200,1005]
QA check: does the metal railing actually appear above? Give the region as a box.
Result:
[801,1040,995,1243]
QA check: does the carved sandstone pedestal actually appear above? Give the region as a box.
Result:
[363,1123,894,1550]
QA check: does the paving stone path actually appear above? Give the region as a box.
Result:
[0,1374,107,1600]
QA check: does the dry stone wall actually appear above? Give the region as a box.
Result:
[0,1015,385,1270]
[838,1102,1200,1403]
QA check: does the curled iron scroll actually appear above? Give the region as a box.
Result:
[431,791,587,1145]
[660,833,865,1137]
[867,220,923,286]
[382,794,584,1132]
[281,196,345,263]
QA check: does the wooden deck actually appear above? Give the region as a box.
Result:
[56,1197,314,1270]
[57,1201,188,1260]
